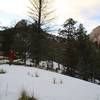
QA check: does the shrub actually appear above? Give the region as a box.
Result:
[0,69,6,74]
[28,96,37,100]
[18,90,37,100]
[18,90,28,100]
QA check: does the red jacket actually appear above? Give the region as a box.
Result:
[8,50,16,61]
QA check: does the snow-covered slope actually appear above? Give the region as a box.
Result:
[0,64,100,100]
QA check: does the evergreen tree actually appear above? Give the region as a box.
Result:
[29,23,48,66]
[58,18,78,76]
[11,20,31,64]
[28,0,54,66]
[76,24,92,80]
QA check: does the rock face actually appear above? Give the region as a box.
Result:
[90,26,100,45]
[15,20,27,28]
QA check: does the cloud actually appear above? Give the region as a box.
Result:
[53,0,100,33]
[0,0,100,33]
[0,10,28,26]
[0,0,28,16]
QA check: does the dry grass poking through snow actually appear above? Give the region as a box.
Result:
[0,68,6,74]
[18,90,37,100]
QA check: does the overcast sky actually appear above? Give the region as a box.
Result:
[0,0,100,34]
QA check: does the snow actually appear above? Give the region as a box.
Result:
[0,64,100,100]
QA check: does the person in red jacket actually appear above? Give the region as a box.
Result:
[8,50,16,65]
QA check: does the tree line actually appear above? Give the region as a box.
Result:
[0,18,100,84]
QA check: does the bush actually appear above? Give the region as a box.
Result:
[28,96,37,100]
[18,90,37,100]
[0,69,6,74]
[18,90,28,100]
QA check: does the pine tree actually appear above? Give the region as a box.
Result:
[58,18,78,76]
[28,0,54,66]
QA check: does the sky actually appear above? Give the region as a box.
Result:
[0,0,100,34]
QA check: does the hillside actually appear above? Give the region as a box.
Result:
[0,64,100,100]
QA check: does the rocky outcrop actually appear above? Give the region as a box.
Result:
[90,26,100,45]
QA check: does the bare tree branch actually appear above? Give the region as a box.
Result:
[28,0,55,31]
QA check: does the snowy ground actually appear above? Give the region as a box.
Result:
[0,64,100,100]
